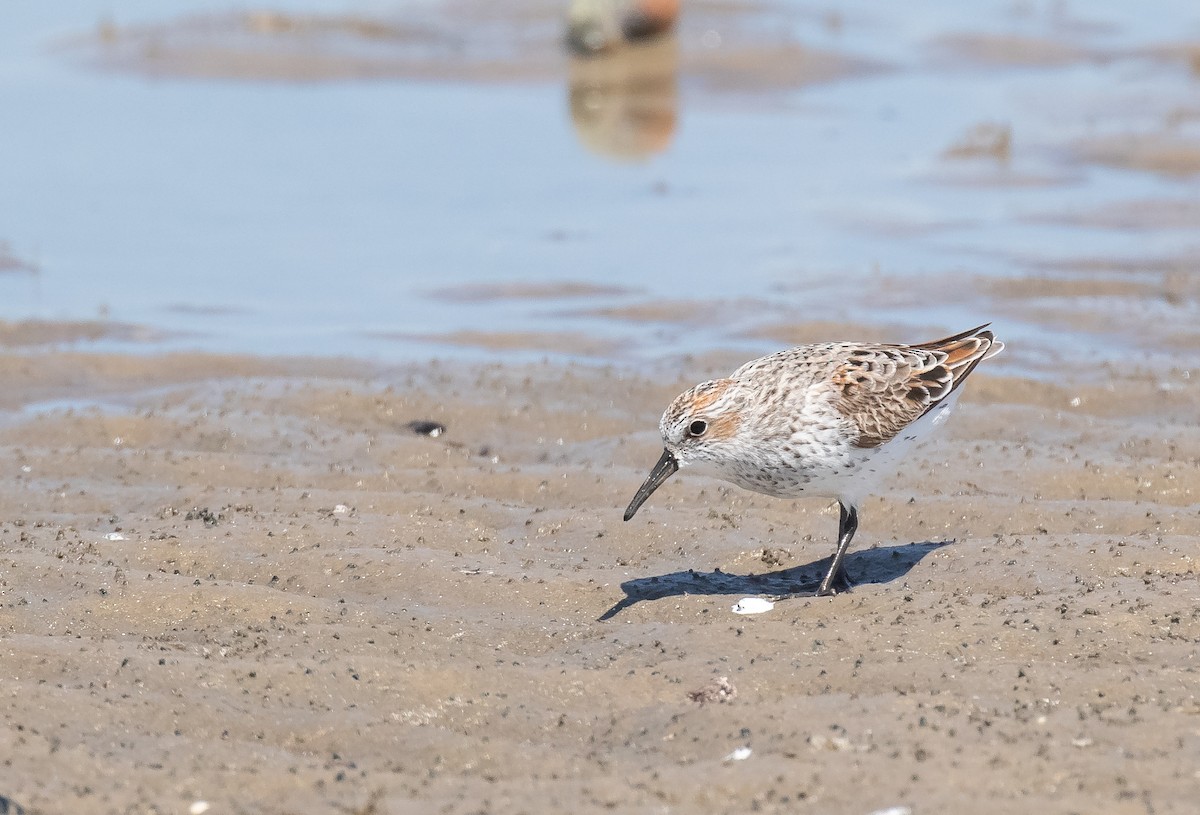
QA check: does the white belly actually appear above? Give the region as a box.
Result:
[812,389,962,506]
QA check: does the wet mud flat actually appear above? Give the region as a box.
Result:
[1,334,1198,815]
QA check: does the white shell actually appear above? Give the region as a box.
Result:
[731,597,774,615]
[723,746,753,762]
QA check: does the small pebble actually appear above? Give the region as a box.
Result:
[688,676,737,704]
[404,420,446,437]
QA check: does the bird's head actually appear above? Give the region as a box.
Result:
[624,378,741,520]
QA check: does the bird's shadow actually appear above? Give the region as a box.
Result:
[598,540,952,620]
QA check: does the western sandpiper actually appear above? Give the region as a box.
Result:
[624,324,1003,596]
[567,0,681,55]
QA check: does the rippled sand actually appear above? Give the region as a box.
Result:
[2,316,1199,814]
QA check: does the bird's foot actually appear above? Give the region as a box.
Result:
[815,568,854,597]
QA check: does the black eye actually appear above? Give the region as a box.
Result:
[688,419,708,437]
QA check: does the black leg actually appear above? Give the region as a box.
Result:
[817,502,858,596]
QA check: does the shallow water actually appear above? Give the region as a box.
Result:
[2,0,1199,371]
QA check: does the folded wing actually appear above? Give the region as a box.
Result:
[834,324,1002,449]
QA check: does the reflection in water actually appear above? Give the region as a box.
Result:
[567,35,679,161]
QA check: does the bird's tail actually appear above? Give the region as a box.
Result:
[911,323,1003,398]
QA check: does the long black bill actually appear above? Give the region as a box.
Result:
[623,449,679,521]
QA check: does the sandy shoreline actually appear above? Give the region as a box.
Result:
[0,337,1197,815]
[8,0,1200,810]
